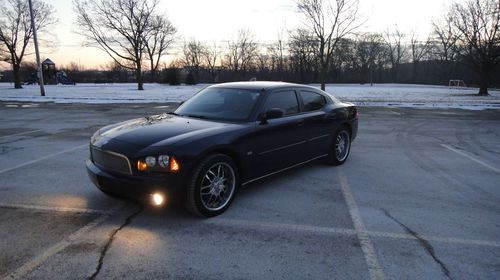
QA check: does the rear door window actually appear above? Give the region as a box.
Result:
[300,91,327,112]
[264,90,299,116]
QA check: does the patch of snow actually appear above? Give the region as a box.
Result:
[0,82,499,110]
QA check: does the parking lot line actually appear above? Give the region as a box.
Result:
[337,169,386,280]
[3,214,110,280]
[441,144,500,174]
[3,203,124,280]
[368,230,500,248]
[211,218,500,248]
[0,202,113,215]
[0,130,41,139]
[0,143,88,175]
[210,218,358,236]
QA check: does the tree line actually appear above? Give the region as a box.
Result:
[1,0,499,95]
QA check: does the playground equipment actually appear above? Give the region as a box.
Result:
[56,71,75,85]
[24,58,75,85]
[42,58,56,84]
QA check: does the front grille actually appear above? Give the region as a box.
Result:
[91,146,132,175]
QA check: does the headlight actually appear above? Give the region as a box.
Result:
[136,155,179,172]
[158,155,169,168]
[145,156,156,167]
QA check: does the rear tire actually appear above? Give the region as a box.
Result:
[327,126,351,166]
[185,154,239,217]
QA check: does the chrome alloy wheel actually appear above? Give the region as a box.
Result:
[335,130,350,162]
[200,162,236,211]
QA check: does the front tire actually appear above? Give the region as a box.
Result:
[327,126,351,166]
[185,154,239,217]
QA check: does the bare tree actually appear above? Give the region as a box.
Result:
[449,0,500,95]
[256,46,270,72]
[181,39,205,82]
[354,33,384,85]
[0,0,55,88]
[296,0,362,90]
[223,29,258,77]
[288,28,318,83]
[74,0,159,90]
[268,29,287,79]
[384,27,408,82]
[432,12,460,82]
[410,31,432,82]
[432,13,459,64]
[202,42,219,83]
[144,15,176,83]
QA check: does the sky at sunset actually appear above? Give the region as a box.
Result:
[1,0,457,70]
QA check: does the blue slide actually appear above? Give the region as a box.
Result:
[56,71,75,85]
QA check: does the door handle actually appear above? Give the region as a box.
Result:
[297,119,305,126]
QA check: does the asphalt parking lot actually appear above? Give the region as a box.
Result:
[0,101,499,280]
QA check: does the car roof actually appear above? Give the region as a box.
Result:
[209,81,321,92]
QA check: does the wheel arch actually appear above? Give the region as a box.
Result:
[339,122,352,138]
[196,146,244,182]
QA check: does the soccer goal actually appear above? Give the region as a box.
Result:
[448,79,467,88]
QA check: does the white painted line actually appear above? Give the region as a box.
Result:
[367,230,500,248]
[4,215,109,280]
[3,203,123,280]
[211,218,357,236]
[441,144,500,174]
[0,143,88,175]
[337,169,386,280]
[0,129,41,139]
[211,218,500,248]
[0,202,113,215]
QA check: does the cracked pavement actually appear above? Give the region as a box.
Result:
[0,102,499,279]
[382,209,452,280]
[88,206,143,280]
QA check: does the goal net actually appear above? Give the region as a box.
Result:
[448,79,467,88]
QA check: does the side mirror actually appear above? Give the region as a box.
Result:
[260,108,284,124]
[266,108,284,119]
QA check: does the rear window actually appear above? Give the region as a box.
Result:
[300,91,326,112]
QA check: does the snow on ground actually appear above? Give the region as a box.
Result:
[0,82,499,110]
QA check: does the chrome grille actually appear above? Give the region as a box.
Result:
[91,146,132,175]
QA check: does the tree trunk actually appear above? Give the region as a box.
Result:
[151,69,156,83]
[320,63,327,91]
[136,66,144,90]
[478,67,489,96]
[478,78,489,96]
[412,61,418,83]
[13,63,22,89]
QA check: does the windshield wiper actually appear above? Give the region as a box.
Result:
[167,112,180,116]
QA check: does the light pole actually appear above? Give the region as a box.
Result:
[28,0,45,96]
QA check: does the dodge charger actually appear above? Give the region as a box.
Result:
[86,82,358,217]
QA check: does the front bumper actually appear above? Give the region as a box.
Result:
[86,159,185,202]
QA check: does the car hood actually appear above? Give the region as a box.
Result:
[92,113,232,148]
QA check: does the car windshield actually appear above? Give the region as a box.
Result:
[174,87,261,122]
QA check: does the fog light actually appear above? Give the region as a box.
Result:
[151,193,164,206]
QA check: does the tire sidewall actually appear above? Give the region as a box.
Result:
[188,154,239,217]
[328,126,351,166]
